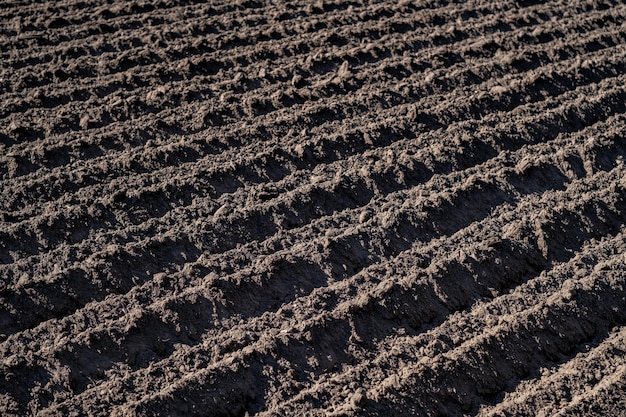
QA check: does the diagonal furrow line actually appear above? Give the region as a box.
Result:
[45,161,626,416]
[2,119,624,415]
[1,75,625,342]
[2,31,625,223]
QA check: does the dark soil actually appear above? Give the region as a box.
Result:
[1,0,626,415]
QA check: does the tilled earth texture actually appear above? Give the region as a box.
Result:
[1,0,626,416]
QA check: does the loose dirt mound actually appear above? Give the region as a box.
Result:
[2,0,626,415]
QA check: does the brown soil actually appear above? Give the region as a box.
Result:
[1,0,626,415]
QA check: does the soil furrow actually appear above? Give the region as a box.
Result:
[41,164,626,417]
[3,69,625,264]
[357,253,626,416]
[2,1,619,150]
[1,75,625,340]
[2,77,625,343]
[3,35,625,221]
[3,130,624,415]
[1,0,537,70]
[271,230,626,416]
[477,325,626,416]
[3,0,626,415]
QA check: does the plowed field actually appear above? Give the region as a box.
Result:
[2,0,626,415]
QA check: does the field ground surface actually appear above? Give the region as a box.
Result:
[2,0,626,415]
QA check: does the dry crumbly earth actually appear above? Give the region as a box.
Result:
[1,0,626,415]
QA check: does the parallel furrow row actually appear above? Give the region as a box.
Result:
[1,0,618,152]
[2,0,626,415]
[2,26,625,219]
[37,155,626,417]
[1,112,624,415]
[2,73,624,339]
